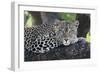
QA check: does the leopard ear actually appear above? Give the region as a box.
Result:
[74,20,79,26]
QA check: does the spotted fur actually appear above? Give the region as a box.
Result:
[24,20,79,53]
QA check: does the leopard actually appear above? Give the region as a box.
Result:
[24,19,80,53]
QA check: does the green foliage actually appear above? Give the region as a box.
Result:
[86,32,90,43]
[60,13,76,22]
[24,12,77,28]
[24,11,34,27]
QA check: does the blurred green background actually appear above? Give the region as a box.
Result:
[24,11,76,27]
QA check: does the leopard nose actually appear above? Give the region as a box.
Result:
[65,39,68,42]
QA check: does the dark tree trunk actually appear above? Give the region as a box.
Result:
[76,14,90,37]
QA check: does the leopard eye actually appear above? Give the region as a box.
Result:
[56,23,59,26]
[75,25,78,28]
